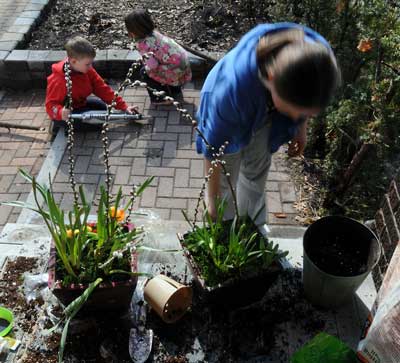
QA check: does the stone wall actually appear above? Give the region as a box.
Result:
[0,48,210,89]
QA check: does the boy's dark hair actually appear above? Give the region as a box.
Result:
[65,36,96,59]
[257,29,341,109]
[124,9,155,39]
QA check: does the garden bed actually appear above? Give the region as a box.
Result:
[27,0,269,53]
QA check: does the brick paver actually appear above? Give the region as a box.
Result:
[0,89,51,231]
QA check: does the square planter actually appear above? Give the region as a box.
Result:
[48,245,138,311]
[178,227,282,309]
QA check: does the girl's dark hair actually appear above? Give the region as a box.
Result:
[257,28,341,109]
[124,9,155,39]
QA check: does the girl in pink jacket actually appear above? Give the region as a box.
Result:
[125,9,192,104]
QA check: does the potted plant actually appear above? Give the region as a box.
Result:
[179,198,287,307]
[6,169,154,310]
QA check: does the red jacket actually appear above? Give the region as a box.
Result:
[45,60,127,120]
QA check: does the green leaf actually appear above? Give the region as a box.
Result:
[290,332,357,363]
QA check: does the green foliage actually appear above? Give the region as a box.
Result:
[267,0,400,219]
[183,199,288,286]
[3,169,154,284]
[291,332,357,363]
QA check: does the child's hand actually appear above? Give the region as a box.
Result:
[61,107,71,120]
[126,106,139,114]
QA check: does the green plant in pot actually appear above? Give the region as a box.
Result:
[180,194,287,307]
[5,169,154,308]
[182,198,286,287]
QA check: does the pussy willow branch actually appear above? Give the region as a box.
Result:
[131,80,239,224]
[101,52,145,228]
[63,61,79,207]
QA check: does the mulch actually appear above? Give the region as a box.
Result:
[28,0,269,53]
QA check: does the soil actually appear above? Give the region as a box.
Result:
[306,232,370,277]
[0,257,40,335]
[0,257,59,363]
[146,269,326,362]
[8,263,328,363]
[28,0,270,52]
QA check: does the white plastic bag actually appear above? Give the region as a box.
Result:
[357,241,400,363]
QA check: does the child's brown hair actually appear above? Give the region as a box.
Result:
[65,36,96,59]
[257,29,340,109]
[124,9,155,39]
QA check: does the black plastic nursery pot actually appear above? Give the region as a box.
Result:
[303,216,381,308]
[178,231,282,309]
[48,245,138,311]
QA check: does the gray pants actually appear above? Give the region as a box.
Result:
[218,121,272,226]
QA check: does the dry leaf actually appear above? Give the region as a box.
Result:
[274,213,287,219]
[357,39,373,53]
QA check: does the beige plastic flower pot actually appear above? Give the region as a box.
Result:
[144,275,192,323]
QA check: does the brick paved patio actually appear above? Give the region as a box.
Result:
[0,82,300,232]
[0,89,50,231]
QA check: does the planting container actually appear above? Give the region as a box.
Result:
[178,232,282,308]
[303,216,381,308]
[48,245,138,311]
[144,274,192,323]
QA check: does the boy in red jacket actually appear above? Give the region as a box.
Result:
[46,36,137,133]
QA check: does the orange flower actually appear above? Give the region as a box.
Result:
[109,206,117,218]
[66,229,73,238]
[116,209,125,222]
[357,39,373,53]
[109,206,125,222]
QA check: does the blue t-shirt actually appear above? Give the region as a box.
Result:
[196,22,332,159]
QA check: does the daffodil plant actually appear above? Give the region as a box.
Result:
[4,169,154,285]
[182,199,288,286]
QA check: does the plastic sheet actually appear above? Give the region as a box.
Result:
[129,277,153,363]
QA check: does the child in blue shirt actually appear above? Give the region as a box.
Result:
[196,23,340,226]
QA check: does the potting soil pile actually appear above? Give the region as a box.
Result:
[357,242,400,363]
[145,269,327,362]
